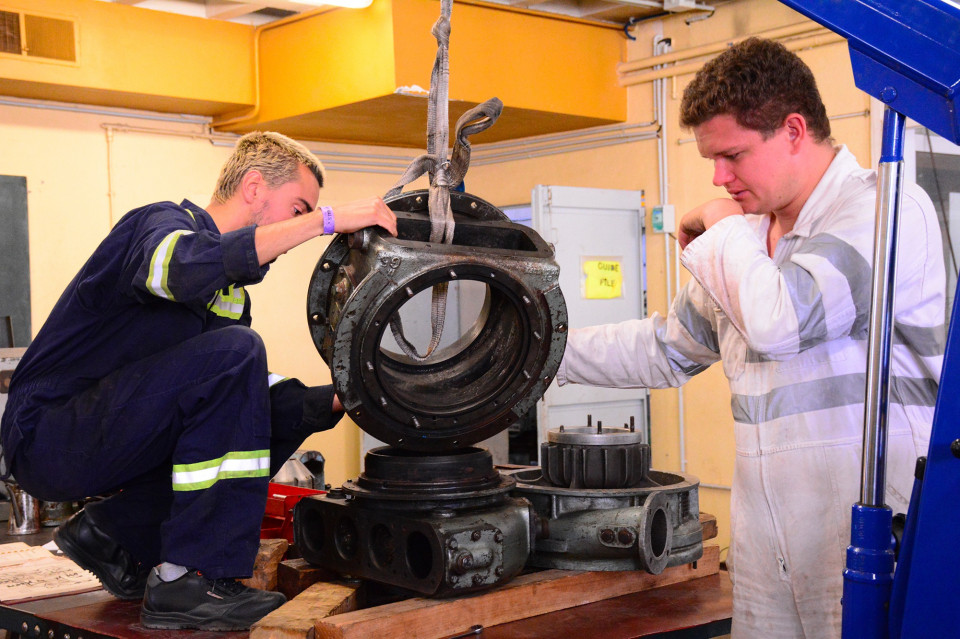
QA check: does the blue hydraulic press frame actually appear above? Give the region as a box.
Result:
[774,1,960,637]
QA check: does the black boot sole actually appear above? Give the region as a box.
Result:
[140,608,263,631]
[54,526,145,600]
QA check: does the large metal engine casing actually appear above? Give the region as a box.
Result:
[509,468,703,573]
[294,447,534,597]
[306,190,567,451]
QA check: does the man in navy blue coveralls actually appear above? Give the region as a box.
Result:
[0,131,397,630]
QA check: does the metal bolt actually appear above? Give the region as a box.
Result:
[951,439,960,459]
[880,86,898,103]
[48,631,54,639]
[618,529,635,545]
[416,196,424,204]
[472,574,484,585]
[556,323,567,333]
[600,529,615,544]
[494,531,503,543]
[449,270,458,279]
[472,530,482,541]
[366,361,374,371]
[448,538,459,550]
[322,261,332,271]
[412,416,421,429]
[455,552,474,573]
[533,331,541,341]
[495,566,504,577]
[380,396,388,407]
[22,624,28,633]
[470,201,478,210]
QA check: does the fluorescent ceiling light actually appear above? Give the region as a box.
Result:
[298,0,373,7]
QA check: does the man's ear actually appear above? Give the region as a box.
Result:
[783,113,808,147]
[239,170,264,204]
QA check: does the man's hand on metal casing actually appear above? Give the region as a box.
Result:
[331,196,398,237]
[678,198,744,249]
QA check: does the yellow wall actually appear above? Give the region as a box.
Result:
[0,0,874,557]
[253,2,399,124]
[0,0,253,113]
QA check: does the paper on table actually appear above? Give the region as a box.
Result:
[0,542,102,603]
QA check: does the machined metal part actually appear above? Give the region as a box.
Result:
[523,423,700,573]
[342,447,517,513]
[272,449,325,489]
[294,448,533,597]
[506,465,702,573]
[306,189,567,451]
[541,425,652,489]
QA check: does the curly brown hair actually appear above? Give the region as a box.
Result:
[679,37,832,142]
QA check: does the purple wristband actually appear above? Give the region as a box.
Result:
[321,206,335,234]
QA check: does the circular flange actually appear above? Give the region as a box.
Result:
[307,190,567,451]
[548,426,646,446]
[506,468,699,498]
[343,447,516,510]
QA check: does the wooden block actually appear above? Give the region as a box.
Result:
[278,558,339,600]
[315,544,720,639]
[251,580,361,639]
[700,512,718,541]
[242,538,289,592]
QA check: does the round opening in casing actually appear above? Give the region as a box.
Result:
[651,507,668,558]
[406,530,434,580]
[334,516,359,560]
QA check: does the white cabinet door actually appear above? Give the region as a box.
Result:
[532,185,650,452]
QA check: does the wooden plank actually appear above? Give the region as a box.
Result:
[277,558,339,600]
[700,512,718,541]
[241,538,289,592]
[482,573,733,639]
[251,580,361,639]
[314,544,720,639]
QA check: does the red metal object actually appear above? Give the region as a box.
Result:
[261,483,323,544]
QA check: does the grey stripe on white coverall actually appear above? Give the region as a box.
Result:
[558,146,944,639]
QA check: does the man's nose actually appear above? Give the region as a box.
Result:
[712,161,733,187]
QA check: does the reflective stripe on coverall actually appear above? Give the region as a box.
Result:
[558,146,945,638]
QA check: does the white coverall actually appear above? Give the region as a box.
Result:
[558,146,945,638]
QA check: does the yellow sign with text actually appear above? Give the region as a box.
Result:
[583,260,622,299]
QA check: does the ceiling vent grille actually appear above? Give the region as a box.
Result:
[0,10,76,62]
[0,10,20,55]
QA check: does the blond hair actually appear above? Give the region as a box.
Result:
[213,131,325,204]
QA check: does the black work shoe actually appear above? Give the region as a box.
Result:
[140,568,287,630]
[54,509,150,600]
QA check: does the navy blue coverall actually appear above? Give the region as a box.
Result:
[0,200,340,578]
